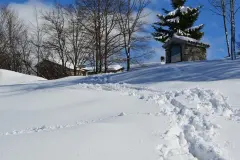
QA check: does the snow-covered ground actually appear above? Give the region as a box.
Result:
[0,69,45,85]
[1,59,240,160]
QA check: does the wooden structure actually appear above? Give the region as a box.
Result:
[35,60,86,79]
[35,60,124,79]
[0,54,11,70]
[163,35,210,63]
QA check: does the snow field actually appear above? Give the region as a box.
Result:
[1,59,240,159]
[0,83,170,160]
[76,83,237,159]
[0,69,45,85]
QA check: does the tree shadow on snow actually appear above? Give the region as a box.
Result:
[1,59,240,97]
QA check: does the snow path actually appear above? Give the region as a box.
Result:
[0,115,118,136]
[72,83,237,160]
[0,112,154,137]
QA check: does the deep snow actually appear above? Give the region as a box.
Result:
[1,59,240,160]
[0,69,45,85]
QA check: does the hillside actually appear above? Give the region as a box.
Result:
[0,69,45,85]
[1,59,240,160]
[92,59,240,84]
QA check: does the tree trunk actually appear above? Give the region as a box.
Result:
[62,59,65,76]
[37,47,40,76]
[95,20,99,73]
[99,48,102,72]
[127,46,130,71]
[221,0,231,57]
[104,45,107,73]
[127,55,130,71]
[230,0,236,60]
[104,52,107,73]
[74,67,77,76]
[97,0,101,73]
[104,12,108,73]
[95,41,99,73]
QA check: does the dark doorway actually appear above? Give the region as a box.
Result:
[170,44,182,63]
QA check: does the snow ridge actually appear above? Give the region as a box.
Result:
[76,83,234,160]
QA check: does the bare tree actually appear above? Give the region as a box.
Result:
[76,0,152,73]
[76,0,123,73]
[29,7,45,75]
[41,3,69,76]
[102,0,124,72]
[117,0,150,71]
[208,0,231,57]
[76,0,103,73]
[18,30,33,74]
[208,0,240,60]
[0,6,8,67]
[0,7,30,72]
[65,5,90,75]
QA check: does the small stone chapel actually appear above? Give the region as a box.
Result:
[162,34,210,63]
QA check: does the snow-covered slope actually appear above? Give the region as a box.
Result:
[102,59,240,84]
[1,59,240,160]
[0,69,45,85]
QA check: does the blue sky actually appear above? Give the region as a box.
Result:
[1,0,239,61]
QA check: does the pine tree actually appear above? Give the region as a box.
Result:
[152,0,204,43]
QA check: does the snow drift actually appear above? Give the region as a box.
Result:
[0,69,45,85]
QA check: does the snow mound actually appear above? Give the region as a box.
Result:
[75,83,234,159]
[0,69,45,85]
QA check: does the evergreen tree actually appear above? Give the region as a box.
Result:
[152,0,204,43]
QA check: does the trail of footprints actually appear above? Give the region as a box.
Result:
[0,115,119,136]
[1,83,238,160]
